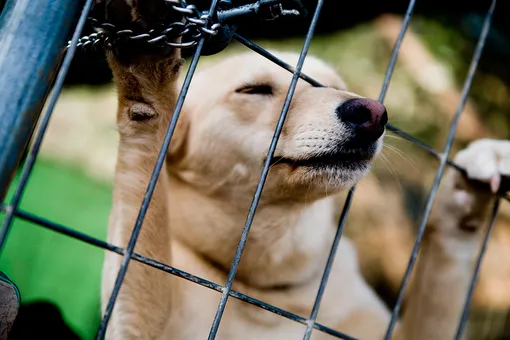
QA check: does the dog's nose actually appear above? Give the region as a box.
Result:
[336,98,388,138]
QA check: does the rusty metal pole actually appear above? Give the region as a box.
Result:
[0,0,84,199]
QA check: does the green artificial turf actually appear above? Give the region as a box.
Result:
[0,158,112,340]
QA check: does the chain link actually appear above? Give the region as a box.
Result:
[67,0,306,52]
[67,0,221,51]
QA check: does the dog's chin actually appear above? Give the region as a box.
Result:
[271,146,376,170]
[270,147,378,190]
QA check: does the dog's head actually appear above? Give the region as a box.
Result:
[169,51,387,203]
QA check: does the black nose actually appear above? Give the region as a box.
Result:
[336,98,388,139]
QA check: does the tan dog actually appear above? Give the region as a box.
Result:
[100,2,510,339]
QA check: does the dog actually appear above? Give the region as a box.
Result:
[100,1,510,339]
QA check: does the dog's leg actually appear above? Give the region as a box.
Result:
[99,2,184,339]
[392,139,510,340]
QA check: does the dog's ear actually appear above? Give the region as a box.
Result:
[167,110,190,161]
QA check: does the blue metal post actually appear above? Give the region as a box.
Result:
[0,0,84,199]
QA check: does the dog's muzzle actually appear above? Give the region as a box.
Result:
[336,98,388,149]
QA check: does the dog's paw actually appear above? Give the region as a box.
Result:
[454,138,510,194]
[97,0,184,66]
[443,139,510,233]
[93,0,175,29]
[428,139,510,258]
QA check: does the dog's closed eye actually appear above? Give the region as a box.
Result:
[235,83,273,96]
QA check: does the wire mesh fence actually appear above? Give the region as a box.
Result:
[0,0,507,339]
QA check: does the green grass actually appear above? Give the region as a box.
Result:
[0,158,112,340]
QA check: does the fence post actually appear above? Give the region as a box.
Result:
[0,0,84,200]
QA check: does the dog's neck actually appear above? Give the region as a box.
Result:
[166,174,338,288]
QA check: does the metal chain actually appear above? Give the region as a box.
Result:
[67,0,221,51]
[67,0,306,52]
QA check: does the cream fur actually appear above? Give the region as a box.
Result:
[100,2,509,339]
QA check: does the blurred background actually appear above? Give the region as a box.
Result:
[1,0,510,339]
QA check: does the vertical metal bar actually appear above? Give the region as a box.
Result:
[95,1,221,338]
[376,0,417,104]
[0,0,94,256]
[302,188,354,340]
[384,1,497,338]
[0,0,84,200]
[302,1,417,338]
[206,1,325,338]
[454,199,500,340]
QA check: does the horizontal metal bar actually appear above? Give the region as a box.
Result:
[234,34,322,86]
[0,204,357,340]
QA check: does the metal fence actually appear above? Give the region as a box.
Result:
[0,0,507,339]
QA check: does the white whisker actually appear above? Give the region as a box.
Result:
[378,153,404,193]
[383,143,420,174]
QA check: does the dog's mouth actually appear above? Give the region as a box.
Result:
[270,148,376,170]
